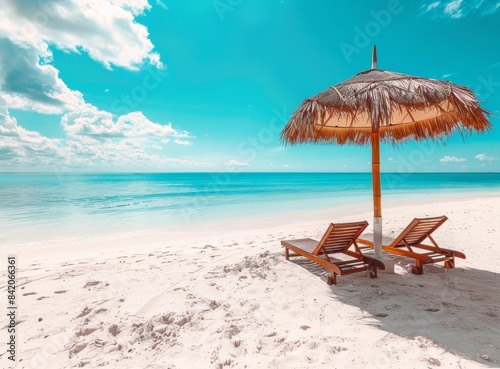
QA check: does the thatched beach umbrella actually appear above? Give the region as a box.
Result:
[281,46,491,259]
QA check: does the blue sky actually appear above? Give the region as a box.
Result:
[0,0,499,172]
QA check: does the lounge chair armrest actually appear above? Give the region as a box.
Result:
[381,247,433,263]
[362,255,386,270]
[449,250,466,259]
[436,247,466,259]
[430,246,465,259]
[415,244,466,259]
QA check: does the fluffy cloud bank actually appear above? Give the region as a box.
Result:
[0,0,161,70]
[62,107,188,141]
[0,101,196,169]
[0,38,85,114]
[0,1,200,170]
[0,103,63,165]
[0,0,164,114]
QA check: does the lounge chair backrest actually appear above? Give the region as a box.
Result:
[391,216,447,247]
[314,221,369,255]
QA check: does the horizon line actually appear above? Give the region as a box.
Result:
[1,171,499,175]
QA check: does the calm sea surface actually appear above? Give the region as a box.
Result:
[1,172,499,244]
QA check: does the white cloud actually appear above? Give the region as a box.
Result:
[441,72,457,79]
[440,155,467,163]
[0,0,162,70]
[388,157,400,163]
[0,103,65,165]
[0,104,200,169]
[156,0,169,10]
[0,39,85,114]
[174,138,192,146]
[62,107,188,140]
[422,0,500,18]
[0,1,200,170]
[444,0,464,18]
[225,160,250,168]
[427,1,441,11]
[0,0,165,115]
[475,153,497,161]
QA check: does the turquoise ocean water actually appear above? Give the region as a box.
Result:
[1,172,499,244]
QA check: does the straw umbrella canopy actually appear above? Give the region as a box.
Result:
[281,46,492,259]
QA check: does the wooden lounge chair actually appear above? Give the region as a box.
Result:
[281,221,385,285]
[357,216,466,275]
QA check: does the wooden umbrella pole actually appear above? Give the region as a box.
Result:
[371,132,382,259]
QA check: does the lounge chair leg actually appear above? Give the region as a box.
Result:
[444,257,455,269]
[412,261,424,275]
[327,273,337,285]
[285,248,289,261]
[368,267,377,279]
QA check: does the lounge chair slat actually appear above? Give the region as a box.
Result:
[324,238,355,244]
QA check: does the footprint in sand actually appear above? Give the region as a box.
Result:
[108,324,121,336]
[214,359,233,369]
[75,327,99,337]
[83,281,101,288]
[209,300,222,310]
[69,343,87,358]
[428,357,441,366]
[76,307,92,319]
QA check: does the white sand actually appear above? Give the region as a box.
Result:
[2,195,499,369]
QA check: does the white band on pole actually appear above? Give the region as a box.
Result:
[373,216,383,259]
